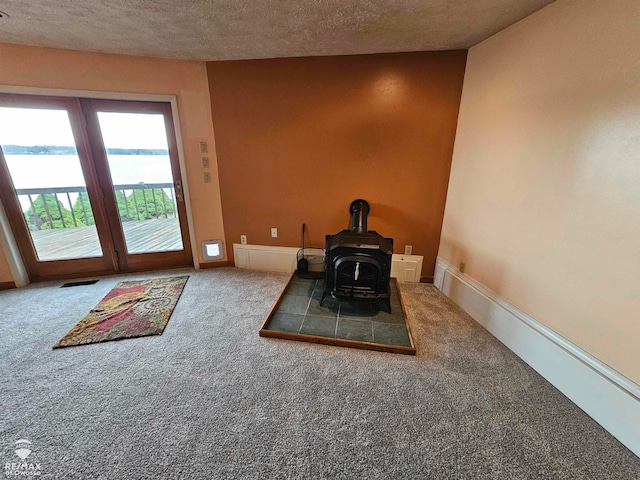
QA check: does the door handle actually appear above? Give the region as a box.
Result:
[175,180,184,203]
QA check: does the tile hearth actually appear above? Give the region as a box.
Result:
[260,275,415,355]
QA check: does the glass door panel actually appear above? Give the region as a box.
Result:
[0,106,103,261]
[95,112,184,254]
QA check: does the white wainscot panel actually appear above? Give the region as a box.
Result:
[233,244,424,283]
[435,257,640,457]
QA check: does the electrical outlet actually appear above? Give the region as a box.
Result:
[271,227,278,238]
[459,261,466,274]
[404,245,413,255]
[203,172,211,183]
[240,235,247,245]
[201,156,209,168]
[199,141,208,153]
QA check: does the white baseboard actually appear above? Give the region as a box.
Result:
[233,244,423,283]
[435,258,640,457]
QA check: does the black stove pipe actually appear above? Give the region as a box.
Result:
[349,199,370,234]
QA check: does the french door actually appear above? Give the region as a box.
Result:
[81,99,192,272]
[0,94,192,281]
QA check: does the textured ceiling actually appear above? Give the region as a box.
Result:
[0,0,554,61]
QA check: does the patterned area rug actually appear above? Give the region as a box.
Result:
[53,276,188,349]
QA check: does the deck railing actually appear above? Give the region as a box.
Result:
[16,183,177,231]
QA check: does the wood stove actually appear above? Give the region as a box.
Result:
[321,199,394,312]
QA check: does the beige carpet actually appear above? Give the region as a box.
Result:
[0,268,638,479]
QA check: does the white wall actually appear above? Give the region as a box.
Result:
[439,0,640,384]
[0,200,29,286]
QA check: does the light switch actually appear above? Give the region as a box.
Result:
[199,142,208,153]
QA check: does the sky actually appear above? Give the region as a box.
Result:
[0,107,173,205]
[0,107,168,149]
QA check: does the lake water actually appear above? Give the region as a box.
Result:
[5,154,173,188]
[5,154,174,212]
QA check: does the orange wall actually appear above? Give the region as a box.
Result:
[0,42,227,281]
[207,51,466,279]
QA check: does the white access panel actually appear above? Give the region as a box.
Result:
[391,254,424,283]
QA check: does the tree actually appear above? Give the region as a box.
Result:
[115,190,134,222]
[72,192,95,226]
[127,187,175,220]
[71,187,176,225]
[25,194,82,230]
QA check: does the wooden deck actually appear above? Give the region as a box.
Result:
[30,218,184,261]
